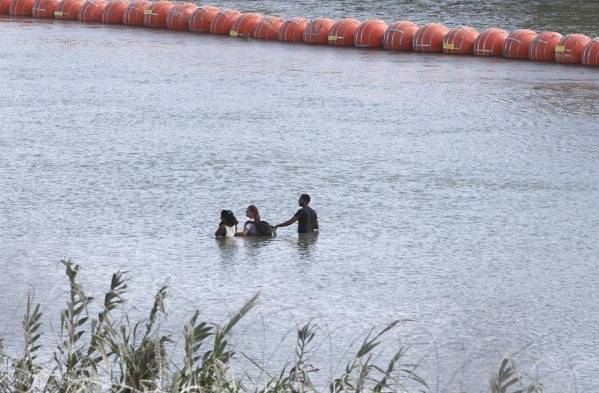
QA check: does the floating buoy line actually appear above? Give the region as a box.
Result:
[2,0,599,66]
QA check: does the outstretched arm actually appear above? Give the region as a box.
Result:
[235,226,250,237]
[274,216,298,229]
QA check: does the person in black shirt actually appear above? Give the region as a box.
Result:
[274,194,319,233]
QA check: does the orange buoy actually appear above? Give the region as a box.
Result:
[278,17,308,43]
[473,28,508,56]
[101,0,127,24]
[143,0,173,28]
[413,23,449,52]
[9,0,34,15]
[582,38,599,66]
[555,34,591,64]
[188,5,219,33]
[54,0,83,20]
[442,26,479,55]
[32,0,59,17]
[253,15,283,40]
[78,0,106,23]
[209,8,241,35]
[229,12,261,37]
[302,18,335,45]
[0,0,9,13]
[503,29,537,59]
[166,2,197,31]
[529,31,563,61]
[328,18,360,46]
[123,0,149,25]
[383,21,418,51]
[354,19,388,48]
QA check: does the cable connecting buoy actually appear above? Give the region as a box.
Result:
[328,18,360,46]
[555,34,591,64]
[209,8,241,35]
[229,12,261,37]
[253,15,283,40]
[54,0,82,20]
[582,38,599,66]
[78,0,106,23]
[143,0,173,28]
[354,19,388,49]
[383,21,418,51]
[413,23,449,52]
[529,31,563,61]
[123,0,150,25]
[9,0,34,16]
[473,28,508,56]
[32,0,59,18]
[188,5,219,33]
[503,29,537,59]
[278,16,308,43]
[443,26,479,55]
[303,18,335,45]
[166,2,197,31]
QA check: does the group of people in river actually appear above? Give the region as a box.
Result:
[215,194,319,238]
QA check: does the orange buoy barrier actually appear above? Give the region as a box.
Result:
[555,34,591,64]
[383,21,418,51]
[278,17,308,43]
[503,29,537,59]
[302,18,335,45]
[328,18,360,46]
[166,2,197,31]
[582,38,599,66]
[253,15,283,40]
[78,0,106,23]
[54,0,82,20]
[413,23,449,52]
[354,19,388,48]
[443,26,478,55]
[9,0,34,16]
[473,28,508,56]
[209,8,241,35]
[143,0,173,28]
[229,12,261,37]
[101,0,126,24]
[529,31,562,61]
[122,0,149,25]
[0,0,9,13]
[188,5,219,33]
[32,0,58,17]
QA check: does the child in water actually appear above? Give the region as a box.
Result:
[215,210,239,238]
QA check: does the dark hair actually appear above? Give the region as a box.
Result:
[247,205,261,222]
[300,194,311,203]
[220,210,238,226]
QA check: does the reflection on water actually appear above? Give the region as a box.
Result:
[297,233,319,260]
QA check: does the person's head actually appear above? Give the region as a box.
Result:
[298,194,311,207]
[246,205,260,221]
[220,210,238,227]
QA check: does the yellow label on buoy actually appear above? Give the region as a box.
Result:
[328,35,338,41]
[54,11,63,16]
[143,9,153,15]
[555,45,566,53]
[229,31,238,37]
[443,42,455,50]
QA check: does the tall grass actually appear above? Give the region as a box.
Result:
[0,260,543,393]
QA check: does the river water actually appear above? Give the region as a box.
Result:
[1,1,599,391]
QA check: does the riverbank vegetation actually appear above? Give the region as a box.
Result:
[0,260,542,393]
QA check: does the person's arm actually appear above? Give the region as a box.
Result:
[274,215,298,229]
[314,216,319,231]
[215,223,226,237]
[235,223,251,237]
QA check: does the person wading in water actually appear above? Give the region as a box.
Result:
[274,194,319,233]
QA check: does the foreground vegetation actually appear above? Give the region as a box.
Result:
[0,260,542,393]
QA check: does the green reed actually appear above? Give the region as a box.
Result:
[0,260,543,393]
